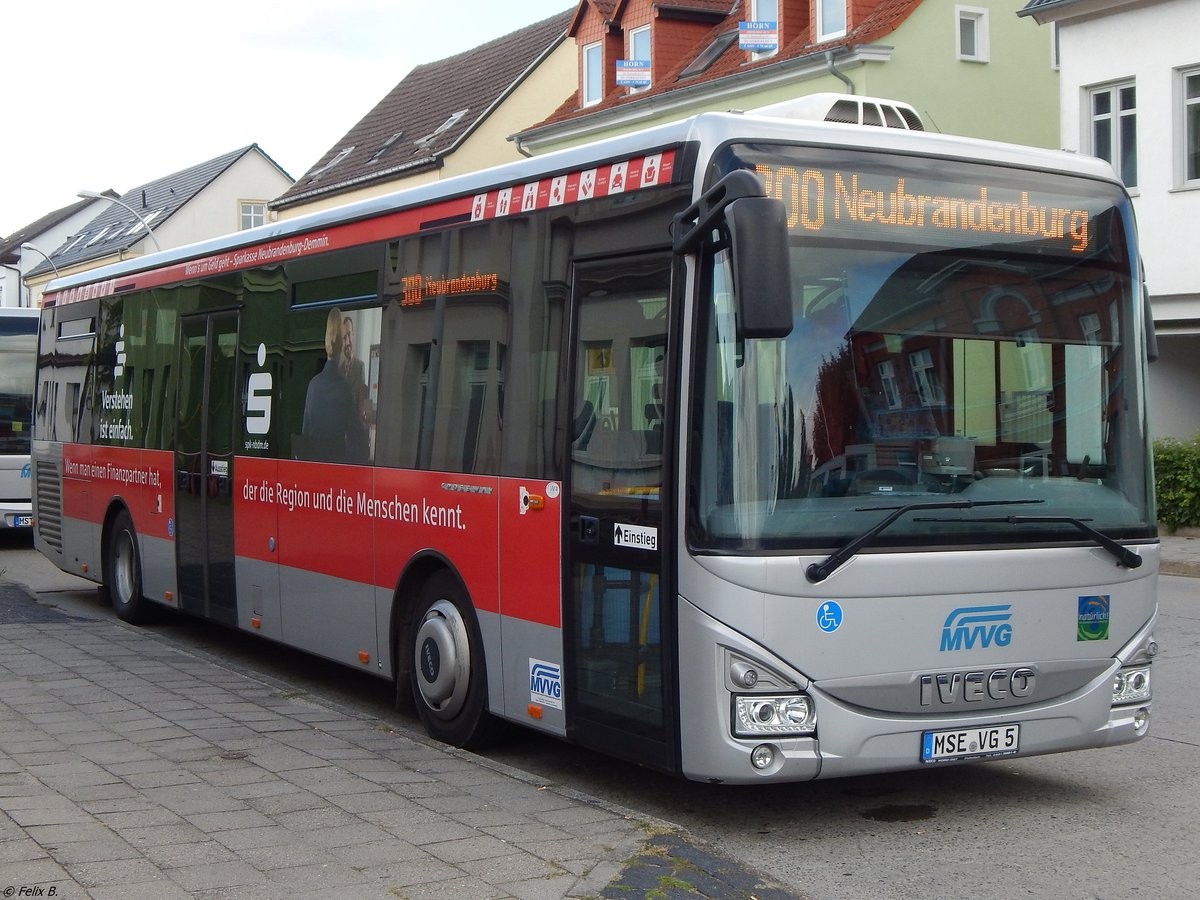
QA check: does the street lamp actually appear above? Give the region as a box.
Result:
[77,189,163,253]
[20,242,60,277]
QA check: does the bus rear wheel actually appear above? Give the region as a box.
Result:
[106,509,152,625]
[409,572,505,749]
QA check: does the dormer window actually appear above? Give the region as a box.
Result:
[85,226,114,248]
[307,147,354,182]
[125,209,164,236]
[748,0,779,60]
[627,25,651,93]
[370,132,404,163]
[817,0,847,42]
[61,233,88,255]
[414,110,469,152]
[582,41,603,106]
[682,29,739,79]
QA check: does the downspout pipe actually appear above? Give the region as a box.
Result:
[826,49,855,94]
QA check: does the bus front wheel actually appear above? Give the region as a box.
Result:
[409,572,505,749]
[106,510,152,625]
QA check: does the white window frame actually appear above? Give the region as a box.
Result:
[240,201,266,231]
[878,360,901,409]
[582,41,603,107]
[909,348,944,406]
[955,6,989,63]
[750,0,779,61]
[1088,81,1137,189]
[627,25,651,93]
[816,0,846,42]
[1181,66,1200,188]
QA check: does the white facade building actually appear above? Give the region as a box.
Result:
[1021,0,1200,439]
[0,199,110,308]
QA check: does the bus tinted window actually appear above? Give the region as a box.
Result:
[286,304,380,465]
[379,223,512,475]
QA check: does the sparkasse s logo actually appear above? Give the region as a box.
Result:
[940,605,1013,652]
[245,343,272,436]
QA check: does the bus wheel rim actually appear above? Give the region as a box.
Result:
[414,599,470,719]
[114,531,136,604]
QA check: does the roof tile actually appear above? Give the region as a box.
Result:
[272,9,574,210]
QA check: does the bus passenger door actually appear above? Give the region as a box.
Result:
[175,311,239,625]
[564,255,677,773]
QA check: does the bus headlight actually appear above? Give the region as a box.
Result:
[733,694,816,737]
[1112,665,1151,705]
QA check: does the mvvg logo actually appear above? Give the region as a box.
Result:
[245,343,272,435]
[940,605,1013,652]
[529,658,563,709]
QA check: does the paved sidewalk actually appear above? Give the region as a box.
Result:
[1159,531,1200,578]
[0,584,800,900]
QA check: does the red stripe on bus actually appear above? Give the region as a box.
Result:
[61,445,173,539]
[234,457,562,627]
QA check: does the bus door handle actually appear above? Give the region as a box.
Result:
[575,515,599,545]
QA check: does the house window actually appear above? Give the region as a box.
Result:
[909,348,944,406]
[582,41,603,106]
[1184,67,1200,185]
[1090,83,1137,188]
[956,6,989,63]
[750,0,779,60]
[240,202,266,230]
[628,25,651,93]
[878,360,901,409]
[817,0,847,42]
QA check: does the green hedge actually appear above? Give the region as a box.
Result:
[1154,434,1200,533]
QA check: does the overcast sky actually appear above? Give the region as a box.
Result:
[3,0,575,238]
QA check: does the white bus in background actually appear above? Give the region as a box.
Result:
[0,308,38,529]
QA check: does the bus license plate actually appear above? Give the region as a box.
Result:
[13,515,31,528]
[922,724,1019,763]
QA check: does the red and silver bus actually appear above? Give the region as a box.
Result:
[32,96,1158,782]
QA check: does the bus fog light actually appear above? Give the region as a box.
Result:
[733,694,815,737]
[1113,665,1151,705]
[751,744,775,769]
[1134,708,1149,732]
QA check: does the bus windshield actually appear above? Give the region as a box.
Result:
[691,144,1152,552]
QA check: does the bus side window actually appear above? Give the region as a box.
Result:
[380,225,511,475]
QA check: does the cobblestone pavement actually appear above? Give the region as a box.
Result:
[0,583,804,899]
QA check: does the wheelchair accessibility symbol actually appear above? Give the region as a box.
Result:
[816,601,843,634]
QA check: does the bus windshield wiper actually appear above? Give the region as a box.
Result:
[805,499,1044,583]
[915,514,1143,570]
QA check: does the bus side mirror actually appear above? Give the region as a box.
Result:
[726,196,793,340]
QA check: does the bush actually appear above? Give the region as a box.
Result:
[1153,434,1200,533]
